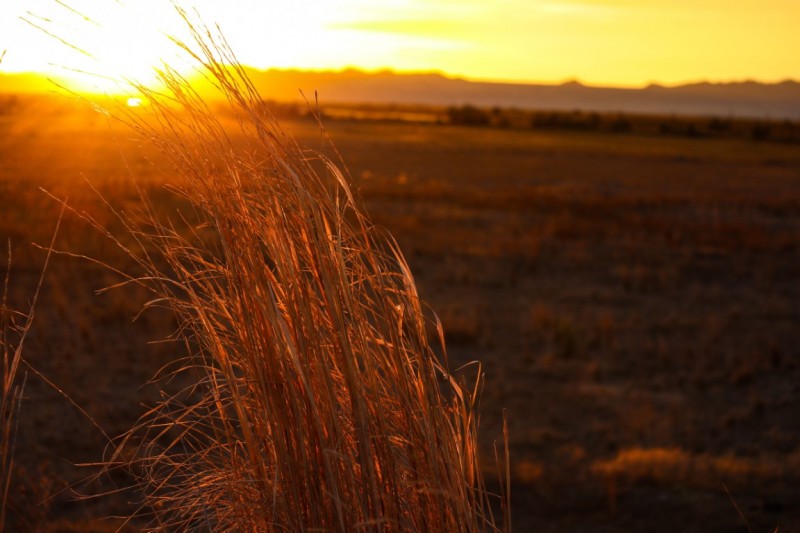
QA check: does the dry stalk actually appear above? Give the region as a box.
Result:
[0,207,63,531]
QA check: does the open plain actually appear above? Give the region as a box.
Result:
[1,94,799,531]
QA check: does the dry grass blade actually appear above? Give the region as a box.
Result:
[0,206,64,531]
[65,7,510,532]
[723,483,753,533]
[0,240,19,532]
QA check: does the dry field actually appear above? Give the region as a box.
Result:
[1,94,799,531]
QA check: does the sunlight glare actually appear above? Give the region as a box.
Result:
[1,0,799,89]
[0,1,194,94]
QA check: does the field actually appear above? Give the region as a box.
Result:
[1,94,799,531]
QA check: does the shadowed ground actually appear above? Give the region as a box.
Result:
[1,94,798,531]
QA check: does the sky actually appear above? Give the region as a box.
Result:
[0,0,798,91]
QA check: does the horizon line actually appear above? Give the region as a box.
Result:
[0,66,797,92]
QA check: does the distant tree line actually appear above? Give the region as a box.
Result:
[196,96,800,144]
[444,104,800,143]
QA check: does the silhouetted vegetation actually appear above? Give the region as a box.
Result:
[446,104,491,126]
[299,100,800,144]
[523,109,800,143]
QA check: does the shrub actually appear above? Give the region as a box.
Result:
[447,105,491,126]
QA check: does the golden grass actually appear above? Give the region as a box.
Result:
[591,446,790,489]
[0,243,23,531]
[46,8,510,531]
[1,211,62,531]
[0,44,26,533]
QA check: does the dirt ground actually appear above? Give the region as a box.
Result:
[1,95,799,531]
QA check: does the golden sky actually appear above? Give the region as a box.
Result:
[1,0,798,90]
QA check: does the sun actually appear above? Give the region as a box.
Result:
[0,1,198,94]
[3,0,411,95]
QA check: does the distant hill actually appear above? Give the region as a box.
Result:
[2,68,799,119]
[239,70,800,120]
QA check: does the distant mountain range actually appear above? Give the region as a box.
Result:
[239,69,800,119]
[2,68,800,119]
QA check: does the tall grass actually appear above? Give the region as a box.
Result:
[0,214,61,532]
[0,48,15,533]
[74,8,509,532]
[0,243,24,532]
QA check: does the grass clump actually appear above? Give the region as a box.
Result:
[1,213,61,532]
[72,8,509,532]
